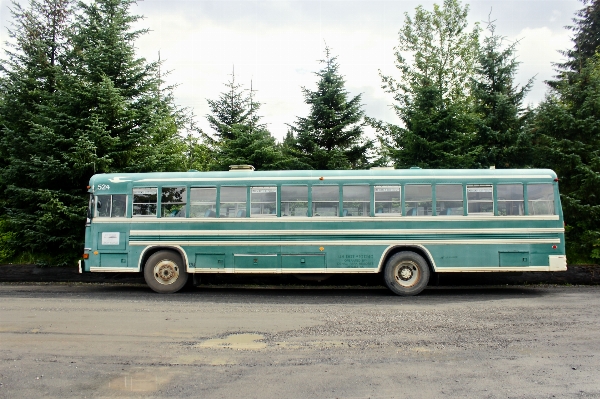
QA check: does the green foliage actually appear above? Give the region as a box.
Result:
[534,54,600,262]
[384,0,480,104]
[206,71,261,142]
[206,73,293,171]
[532,0,600,262]
[372,0,480,168]
[0,219,16,263]
[183,132,215,172]
[0,0,190,264]
[65,0,189,174]
[288,47,372,170]
[554,0,600,81]
[471,21,534,169]
[212,124,292,171]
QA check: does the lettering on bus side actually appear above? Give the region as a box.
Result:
[335,254,375,267]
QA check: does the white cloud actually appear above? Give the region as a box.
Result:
[0,0,582,142]
[510,27,572,105]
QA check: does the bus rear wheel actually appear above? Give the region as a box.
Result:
[383,251,430,296]
[144,251,188,293]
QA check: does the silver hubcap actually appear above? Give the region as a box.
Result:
[395,261,420,288]
[153,260,179,285]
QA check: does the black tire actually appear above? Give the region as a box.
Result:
[383,251,430,296]
[143,250,188,293]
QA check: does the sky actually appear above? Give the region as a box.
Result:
[0,0,583,141]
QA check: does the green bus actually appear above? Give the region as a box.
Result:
[80,167,566,295]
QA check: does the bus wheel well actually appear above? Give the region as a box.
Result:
[382,246,435,274]
[140,247,187,272]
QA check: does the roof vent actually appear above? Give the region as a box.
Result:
[229,165,255,172]
[370,166,395,170]
[409,166,421,169]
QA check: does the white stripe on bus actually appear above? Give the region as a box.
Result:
[128,228,564,236]
[128,238,559,246]
[132,174,554,183]
[91,215,561,223]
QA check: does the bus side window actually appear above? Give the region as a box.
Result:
[220,186,247,218]
[527,184,555,215]
[467,185,493,215]
[162,187,187,217]
[497,184,524,216]
[133,188,157,216]
[343,185,369,217]
[281,185,308,217]
[251,187,277,217]
[111,195,127,217]
[405,185,432,216]
[374,186,401,216]
[190,188,217,218]
[312,186,338,217]
[436,184,463,216]
[95,195,111,217]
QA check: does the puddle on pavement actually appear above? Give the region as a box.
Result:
[175,354,236,366]
[108,372,171,392]
[197,333,267,350]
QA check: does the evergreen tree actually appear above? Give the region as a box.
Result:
[206,74,291,170]
[0,0,78,263]
[533,1,600,261]
[214,125,287,171]
[471,21,534,168]
[0,0,189,264]
[288,47,372,170]
[206,70,260,142]
[371,0,480,169]
[65,0,188,174]
[555,0,600,78]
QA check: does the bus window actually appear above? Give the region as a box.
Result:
[436,185,463,216]
[133,188,157,216]
[190,188,216,218]
[405,185,432,216]
[467,185,493,215]
[220,186,247,218]
[312,186,338,217]
[528,184,555,215]
[343,185,369,217]
[111,195,126,217]
[95,194,126,217]
[497,184,524,216]
[162,187,186,217]
[95,195,111,217]
[251,187,277,217]
[374,186,401,216]
[281,186,308,217]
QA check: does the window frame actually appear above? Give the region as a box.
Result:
[219,186,248,218]
[189,187,217,218]
[404,184,433,216]
[374,185,401,217]
[435,184,464,216]
[281,185,309,217]
[311,185,340,217]
[466,185,494,216]
[161,186,187,218]
[132,187,158,217]
[251,186,278,218]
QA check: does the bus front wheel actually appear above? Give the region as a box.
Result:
[144,251,188,293]
[383,251,430,296]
